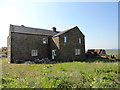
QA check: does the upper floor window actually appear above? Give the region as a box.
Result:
[75,49,80,55]
[43,38,48,44]
[79,38,81,44]
[31,50,38,56]
[64,36,67,43]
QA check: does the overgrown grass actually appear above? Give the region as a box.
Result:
[1,58,119,88]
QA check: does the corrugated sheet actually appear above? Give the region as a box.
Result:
[87,49,106,55]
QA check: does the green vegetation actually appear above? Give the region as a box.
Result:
[0,47,7,58]
[1,58,119,88]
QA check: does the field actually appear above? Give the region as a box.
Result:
[106,49,120,59]
[0,58,119,88]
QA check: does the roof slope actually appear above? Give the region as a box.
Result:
[10,24,59,36]
[10,25,84,37]
[53,26,84,37]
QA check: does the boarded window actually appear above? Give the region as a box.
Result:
[64,36,67,43]
[79,38,81,44]
[75,49,80,55]
[31,50,38,56]
[43,38,48,44]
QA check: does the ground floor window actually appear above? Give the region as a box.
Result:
[31,50,38,56]
[75,49,80,55]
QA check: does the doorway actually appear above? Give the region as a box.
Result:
[52,49,56,59]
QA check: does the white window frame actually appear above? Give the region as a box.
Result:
[79,38,81,44]
[43,38,48,44]
[75,49,80,55]
[64,36,67,43]
[31,50,38,56]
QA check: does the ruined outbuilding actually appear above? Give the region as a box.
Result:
[86,49,106,58]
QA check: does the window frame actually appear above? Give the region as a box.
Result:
[79,38,81,44]
[43,38,48,44]
[75,49,80,56]
[31,50,38,56]
[64,36,67,43]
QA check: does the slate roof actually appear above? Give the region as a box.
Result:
[10,24,84,37]
[10,24,59,36]
[53,26,84,37]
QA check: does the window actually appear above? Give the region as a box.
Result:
[75,49,80,55]
[79,38,81,44]
[31,50,38,56]
[43,38,48,44]
[64,36,67,43]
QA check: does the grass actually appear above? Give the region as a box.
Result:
[1,58,120,88]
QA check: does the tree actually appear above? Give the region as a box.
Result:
[1,47,7,55]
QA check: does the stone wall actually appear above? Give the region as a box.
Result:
[11,33,50,63]
[59,27,85,61]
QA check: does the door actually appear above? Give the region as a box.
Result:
[52,49,56,59]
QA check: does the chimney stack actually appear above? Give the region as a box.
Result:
[52,27,56,32]
[21,25,25,27]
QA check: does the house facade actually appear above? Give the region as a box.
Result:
[7,24,85,63]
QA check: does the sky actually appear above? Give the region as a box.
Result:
[0,0,118,50]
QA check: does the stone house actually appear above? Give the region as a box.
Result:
[7,24,85,63]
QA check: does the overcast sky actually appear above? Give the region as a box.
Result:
[0,0,118,49]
